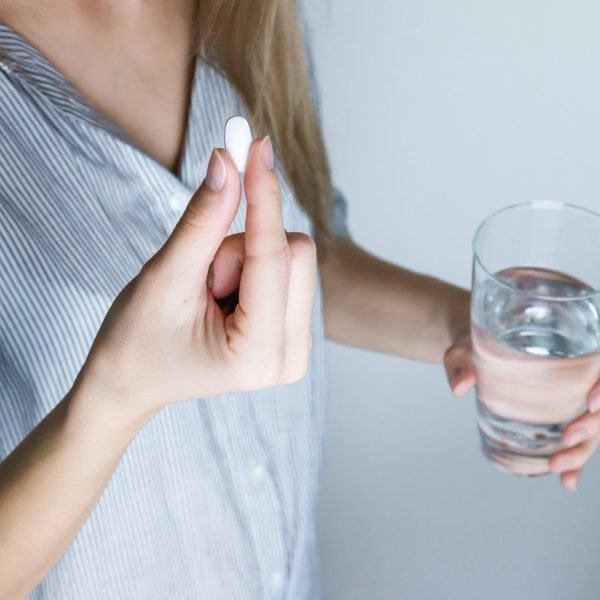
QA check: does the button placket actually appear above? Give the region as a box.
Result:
[215,399,288,599]
[249,459,267,484]
[269,571,285,597]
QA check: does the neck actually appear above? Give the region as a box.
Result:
[0,0,199,175]
[0,1,196,27]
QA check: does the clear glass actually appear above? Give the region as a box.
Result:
[471,201,600,476]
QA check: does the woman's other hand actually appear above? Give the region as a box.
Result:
[443,334,476,399]
[547,392,600,492]
[443,333,600,492]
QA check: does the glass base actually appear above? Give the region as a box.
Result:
[477,399,567,477]
[479,434,551,477]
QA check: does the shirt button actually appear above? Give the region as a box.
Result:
[249,462,266,483]
[270,572,284,595]
[168,190,190,212]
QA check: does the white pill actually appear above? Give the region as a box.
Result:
[225,115,253,173]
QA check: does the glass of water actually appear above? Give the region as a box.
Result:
[472,201,600,476]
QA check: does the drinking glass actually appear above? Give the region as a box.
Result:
[471,201,600,476]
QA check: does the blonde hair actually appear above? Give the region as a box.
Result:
[194,0,334,258]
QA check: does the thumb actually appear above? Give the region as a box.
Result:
[443,336,476,397]
[161,149,241,279]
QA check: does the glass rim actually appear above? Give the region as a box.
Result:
[472,200,600,302]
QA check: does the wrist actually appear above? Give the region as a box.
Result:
[445,285,471,345]
[65,365,159,440]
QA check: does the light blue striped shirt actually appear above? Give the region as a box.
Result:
[0,19,351,600]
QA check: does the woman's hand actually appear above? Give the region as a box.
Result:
[0,135,319,600]
[442,334,477,399]
[547,393,600,492]
[80,136,317,420]
[443,334,600,492]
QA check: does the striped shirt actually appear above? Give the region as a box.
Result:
[0,18,351,600]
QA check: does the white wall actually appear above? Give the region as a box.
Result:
[306,2,600,599]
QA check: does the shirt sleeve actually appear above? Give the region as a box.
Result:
[300,10,353,240]
[329,185,352,238]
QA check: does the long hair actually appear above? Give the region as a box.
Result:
[194,1,334,257]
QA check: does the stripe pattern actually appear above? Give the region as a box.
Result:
[0,21,348,600]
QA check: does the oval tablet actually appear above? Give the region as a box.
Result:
[225,115,253,172]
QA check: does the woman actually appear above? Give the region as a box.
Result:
[0,1,598,598]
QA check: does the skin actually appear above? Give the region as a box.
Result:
[0,0,599,595]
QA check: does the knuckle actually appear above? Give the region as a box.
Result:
[180,198,216,232]
[571,451,588,469]
[281,359,310,385]
[444,344,468,364]
[442,346,456,365]
[254,354,285,388]
[272,242,292,267]
[568,443,591,467]
[279,339,312,384]
[569,419,594,439]
[236,348,285,391]
[264,176,281,200]
[248,174,281,205]
[287,233,317,260]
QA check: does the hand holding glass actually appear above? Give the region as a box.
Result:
[471,202,600,477]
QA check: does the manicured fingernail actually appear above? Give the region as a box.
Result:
[550,457,574,473]
[205,149,226,192]
[564,427,588,448]
[260,136,274,170]
[589,393,600,413]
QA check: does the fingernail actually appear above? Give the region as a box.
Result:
[205,149,226,192]
[564,427,588,448]
[260,136,274,170]
[589,393,600,413]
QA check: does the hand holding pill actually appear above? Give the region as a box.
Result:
[81,116,317,418]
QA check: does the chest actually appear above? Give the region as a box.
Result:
[0,63,318,393]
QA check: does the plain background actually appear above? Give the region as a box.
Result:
[305,2,600,599]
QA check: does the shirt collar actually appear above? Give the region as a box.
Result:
[0,22,130,139]
[0,20,204,190]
